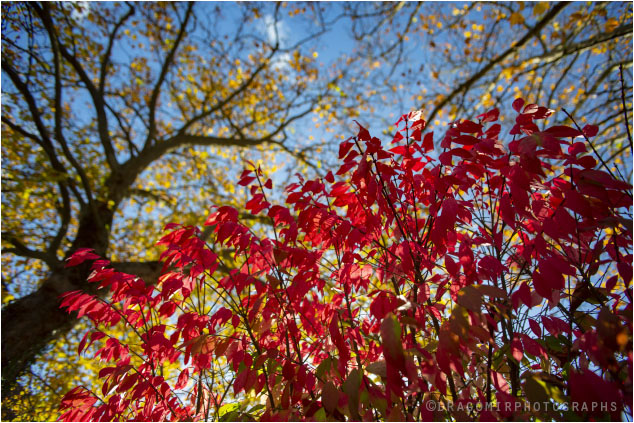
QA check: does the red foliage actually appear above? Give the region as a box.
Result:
[60,100,632,421]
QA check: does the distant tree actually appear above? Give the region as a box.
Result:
[1,2,353,416]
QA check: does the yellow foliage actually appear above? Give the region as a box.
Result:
[532,2,549,16]
[605,18,619,32]
[509,12,525,26]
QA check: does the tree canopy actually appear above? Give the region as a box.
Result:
[2,2,349,408]
[1,1,632,420]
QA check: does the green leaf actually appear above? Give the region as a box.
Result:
[380,313,405,364]
[387,406,405,421]
[316,358,331,380]
[524,375,550,404]
[246,404,265,414]
[343,368,361,420]
[314,407,327,421]
[524,374,567,405]
[218,403,239,418]
[365,360,387,378]
[456,285,482,312]
[475,284,507,299]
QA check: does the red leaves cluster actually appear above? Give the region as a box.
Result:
[60,100,632,421]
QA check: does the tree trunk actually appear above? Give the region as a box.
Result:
[1,203,122,394]
[1,264,92,393]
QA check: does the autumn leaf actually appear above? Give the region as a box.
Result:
[509,12,525,26]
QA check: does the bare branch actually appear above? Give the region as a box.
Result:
[1,116,45,146]
[176,51,276,136]
[424,1,569,125]
[129,188,175,205]
[2,233,59,267]
[33,2,119,170]
[1,60,58,166]
[524,23,632,67]
[619,64,633,154]
[44,7,98,216]
[145,2,194,147]
[104,100,140,156]
[98,3,135,95]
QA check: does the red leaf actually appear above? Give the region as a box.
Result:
[338,141,354,159]
[389,145,409,155]
[605,275,618,292]
[523,103,539,114]
[510,338,523,362]
[617,262,633,284]
[576,155,597,169]
[528,319,542,338]
[78,332,90,356]
[60,386,98,410]
[205,206,238,226]
[66,249,100,267]
[282,361,295,381]
[422,132,434,152]
[569,369,623,420]
[238,175,256,187]
[512,98,525,113]
[521,334,547,360]
[354,120,371,141]
[477,108,499,123]
[517,282,532,307]
[175,368,189,390]
[456,285,482,312]
[234,369,248,394]
[478,256,505,280]
[117,373,138,393]
[456,120,482,134]
[582,124,599,138]
[532,270,552,300]
[158,301,177,318]
[568,142,587,156]
[444,255,459,276]
[544,125,582,138]
[491,370,510,394]
[329,314,350,375]
[370,291,400,321]
[453,134,480,145]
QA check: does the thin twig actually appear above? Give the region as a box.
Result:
[618,64,633,154]
[561,108,629,188]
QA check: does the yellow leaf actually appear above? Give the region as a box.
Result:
[509,12,525,26]
[605,18,619,32]
[532,2,549,16]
